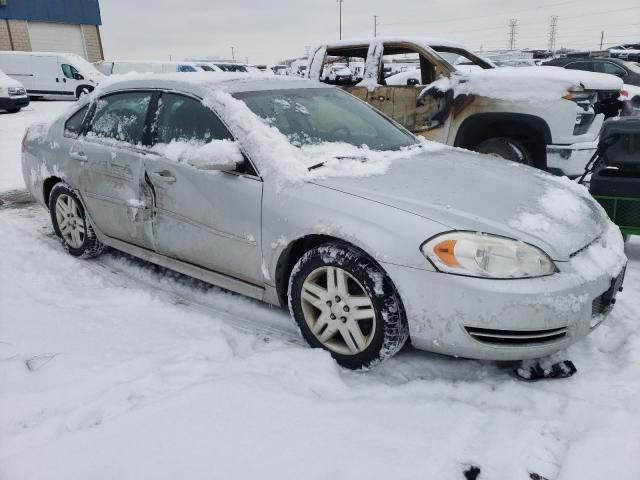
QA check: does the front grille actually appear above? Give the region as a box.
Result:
[464,326,567,346]
[592,293,611,317]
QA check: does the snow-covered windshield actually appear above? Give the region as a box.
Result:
[235,88,417,151]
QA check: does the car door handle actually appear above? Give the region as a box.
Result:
[149,170,176,184]
[70,151,87,162]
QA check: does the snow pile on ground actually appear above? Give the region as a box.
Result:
[1,206,640,480]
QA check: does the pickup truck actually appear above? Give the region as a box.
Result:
[307,37,624,177]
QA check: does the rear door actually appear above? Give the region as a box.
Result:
[71,90,155,248]
[144,92,264,284]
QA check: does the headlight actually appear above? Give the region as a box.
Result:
[421,231,556,279]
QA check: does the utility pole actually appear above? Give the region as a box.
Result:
[508,19,518,50]
[600,30,604,50]
[337,0,344,40]
[231,46,235,61]
[548,16,558,56]
[373,15,380,37]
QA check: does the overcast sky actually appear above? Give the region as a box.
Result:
[99,0,640,64]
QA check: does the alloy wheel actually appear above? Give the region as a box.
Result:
[300,266,376,355]
[55,193,85,249]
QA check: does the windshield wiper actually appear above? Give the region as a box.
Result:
[308,161,326,171]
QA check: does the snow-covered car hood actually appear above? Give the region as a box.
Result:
[311,148,607,261]
[461,66,623,92]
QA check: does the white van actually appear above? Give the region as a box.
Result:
[0,51,103,100]
[95,61,206,75]
[0,69,29,113]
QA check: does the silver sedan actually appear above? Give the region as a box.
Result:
[22,74,627,369]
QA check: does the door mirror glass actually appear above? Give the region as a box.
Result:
[73,72,84,80]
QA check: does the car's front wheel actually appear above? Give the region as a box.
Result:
[49,183,105,258]
[288,243,409,369]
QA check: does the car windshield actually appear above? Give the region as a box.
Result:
[625,61,640,73]
[235,88,418,151]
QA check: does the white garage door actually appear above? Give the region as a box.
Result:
[28,22,87,59]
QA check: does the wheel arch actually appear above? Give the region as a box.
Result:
[274,233,395,309]
[43,176,64,209]
[453,112,552,169]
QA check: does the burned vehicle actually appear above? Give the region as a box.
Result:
[22,74,626,369]
[307,37,624,177]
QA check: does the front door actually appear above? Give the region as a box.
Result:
[72,90,155,248]
[145,92,263,284]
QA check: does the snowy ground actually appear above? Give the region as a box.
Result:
[1,102,640,480]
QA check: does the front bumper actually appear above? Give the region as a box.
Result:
[383,229,626,361]
[547,141,597,178]
[0,95,30,111]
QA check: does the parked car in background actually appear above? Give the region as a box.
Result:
[544,56,640,113]
[0,51,103,100]
[322,63,353,84]
[95,61,205,75]
[193,62,224,72]
[22,74,627,369]
[609,44,640,62]
[0,69,29,113]
[211,62,249,72]
[308,37,624,177]
[272,65,288,75]
[544,57,640,86]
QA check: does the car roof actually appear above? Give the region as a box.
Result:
[322,36,468,51]
[549,57,624,64]
[95,72,333,96]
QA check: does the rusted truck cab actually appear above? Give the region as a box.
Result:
[307,37,624,177]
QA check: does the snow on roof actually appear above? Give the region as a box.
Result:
[95,71,329,96]
[323,36,468,51]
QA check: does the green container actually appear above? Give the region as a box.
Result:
[593,195,640,236]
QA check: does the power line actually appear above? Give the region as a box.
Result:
[548,15,558,54]
[508,18,518,50]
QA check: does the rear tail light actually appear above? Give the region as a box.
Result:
[620,89,629,99]
[21,128,29,154]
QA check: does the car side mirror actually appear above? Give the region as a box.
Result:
[73,73,84,80]
[406,78,420,86]
[186,140,244,171]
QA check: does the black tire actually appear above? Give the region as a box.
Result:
[7,108,21,113]
[49,182,105,258]
[288,242,409,369]
[475,137,534,166]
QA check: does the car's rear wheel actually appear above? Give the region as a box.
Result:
[288,243,409,369]
[475,137,534,166]
[7,108,21,113]
[49,183,105,258]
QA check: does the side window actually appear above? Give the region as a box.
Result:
[565,61,594,72]
[154,93,233,144]
[594,62,626,76]
[177,64,197,72]
[61,64,82,79]
[87,91,152,145]
[64,105,89,137]
[319,48,367,86]
[381,47,437,86]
